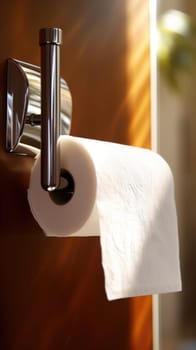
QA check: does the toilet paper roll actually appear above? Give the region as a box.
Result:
[28,136,97,236]
[28,135,181,300]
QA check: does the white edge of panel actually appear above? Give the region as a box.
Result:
[149,0,160,350]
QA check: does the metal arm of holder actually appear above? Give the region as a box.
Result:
[6,28,72,191]
[40,28,61,191]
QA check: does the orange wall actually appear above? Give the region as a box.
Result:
[0,1,152,349]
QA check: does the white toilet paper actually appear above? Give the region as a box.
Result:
[28,136,97,235]
[28,136,182,300]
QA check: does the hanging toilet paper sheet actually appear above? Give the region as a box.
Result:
[28,136,182,300]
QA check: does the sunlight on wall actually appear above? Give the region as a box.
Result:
[126,0,151,148]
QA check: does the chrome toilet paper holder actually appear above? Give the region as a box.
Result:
[6,28,72,191]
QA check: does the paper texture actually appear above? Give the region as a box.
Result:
[28,136,182,300]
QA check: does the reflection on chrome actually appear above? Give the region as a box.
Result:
[6,58,72,153]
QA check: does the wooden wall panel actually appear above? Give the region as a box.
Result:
[0,0,152,349]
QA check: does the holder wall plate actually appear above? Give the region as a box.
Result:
[6,58,72,153]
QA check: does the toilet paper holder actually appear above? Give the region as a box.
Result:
[6,28,72,191]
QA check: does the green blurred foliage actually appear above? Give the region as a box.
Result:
[157,10,196,91]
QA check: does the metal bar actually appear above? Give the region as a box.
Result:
[39,28,62,191]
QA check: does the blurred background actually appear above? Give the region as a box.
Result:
[156,1,196,349]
